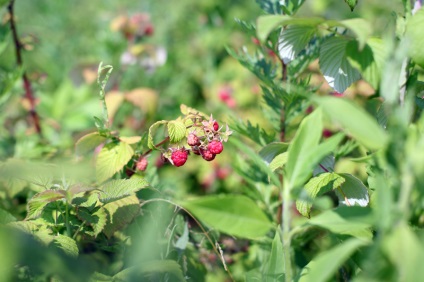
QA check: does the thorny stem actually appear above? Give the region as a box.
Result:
[140,198,235,282]
[8,0,42,135]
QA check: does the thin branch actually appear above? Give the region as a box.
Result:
[8,0,42,135]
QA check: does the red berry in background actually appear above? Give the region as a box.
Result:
[144,24,154,36]
[331,91,343,97]
[171,149,188,167]
[201,149,216,161]
[187,133,200,146]
[213,121,219,131]
[322,129,333,138]
[218,89,231,101]
[208,140,223,154]
[135,156,148,171]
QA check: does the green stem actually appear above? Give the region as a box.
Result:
[65,201,71,237]
[282,178,293,281]
[97,62,113,128]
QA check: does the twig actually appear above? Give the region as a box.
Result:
[8,0,42,135]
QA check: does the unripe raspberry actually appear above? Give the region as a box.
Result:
[213,121,219,131]
[187,133,200,146]
[201,149,216,161]
[208,140,223,154]
[135,156,148,171]
[171,149,188,167]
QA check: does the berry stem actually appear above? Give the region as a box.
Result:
[8,0,42,136]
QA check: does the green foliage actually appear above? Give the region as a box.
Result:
[96,141,134,183]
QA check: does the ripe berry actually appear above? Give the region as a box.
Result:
[135,156,148,171]
[201,149,216,161]
[208,140,223,154]
[171,149,188,167]
[213,121,219,131]
[187,133,200,146]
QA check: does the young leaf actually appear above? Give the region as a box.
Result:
[52,234,79,258]
[180,195,273,239]
[96,141,134,183]
[148,120,168,149]
[167,120,187,143]
[263,231,285,282]
[99,178,148,203]
[312,96,388,150]
[296,172,345,218]
[336,173,369,207]
[26,190,66,220]
[75,132,107,156]
[319,36,361,93]
[299,238,368,282]
[103,195,140,238]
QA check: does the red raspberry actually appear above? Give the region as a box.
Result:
[135,156,148,171]
[208,140,223,155]
[187,133,200,146]
[213,121,219,131]
[201,149,216,161]
[144,24,154,36]
[322,129,333,138]
[171,149,188,167]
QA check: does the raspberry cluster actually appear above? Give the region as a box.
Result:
[166,116,232,167]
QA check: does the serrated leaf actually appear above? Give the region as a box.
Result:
[346,38,386,89]
[278,25,316,63]
[52,234,79,257]
[99,178,148,203]
[313,96,387,150]
[319,36,361,93]
[75,132,107,156]
[77,207,107,237]
[114,260,185,281]
[180,195,273,239]
[406,8,424,68]
[167,120,187,143]
[263,231,285,282]
[119,136,141,144]
[148,120,168,149]
[335,173,369,207]
[103,195,140,238]
[259,142,289,165]
[269,152,288,171]
[0,208,16,224]
[299,238,367,282]
[296,172,345,218]
[96,141,134,183]
[26,190,66,220]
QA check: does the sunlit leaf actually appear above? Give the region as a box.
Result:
[263,231,284,281]
[103,195,140,238]
[52,234,79,258]
[26,190,66,220]
[167,120,187,143]
[148,120,168,149]
[96,141,134,183]
[269,152,288,172]
[99,178,148,203]
[75,132,107,156]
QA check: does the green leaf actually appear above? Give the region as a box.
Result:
[75,132,107,156]
[175,221,189,251]
[319,36,361,93]
[98,178,148,203]
[77,207,107,237]
[336,173,369,207]
[278,25,316,63]
[26,190,66,220]
[269,152,288,172]
[337,18,371,49]
[343,0,358,11]
[299,238,368,282]
[313,96,387,150]
[52,234,79,258]
[0,208,16,224]
[259,142,289,165]
[313,154,335,176]
[306,206,373,239]
[96,141,134,183]
[180,195,273,239]
[256,15,324,42]
[114,260,185,281]
[147,120,168,149]
[346,38,386,89]
[103,195,140,238]
[406,9,424,68]
[263,231,284,282]
[167,120,187,143]
[296,172,345,218]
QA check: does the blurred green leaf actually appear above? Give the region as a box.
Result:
[319,36,361,93]
[75,132,107,156]
[299,238,367,282]
[0,208,16,224]
[263,231,285,281]
[269,152,288,172]
[180,194,273,239]
[103,195,140,238]
[114,260,185,281]
[343,0,358,11]
[147,120,168,149]
[313,96,388,150]
[52,234,79,258]
[336,173,369,207]
[96,141,134,183]
[259,142,289,165]
[406,9,424,68]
